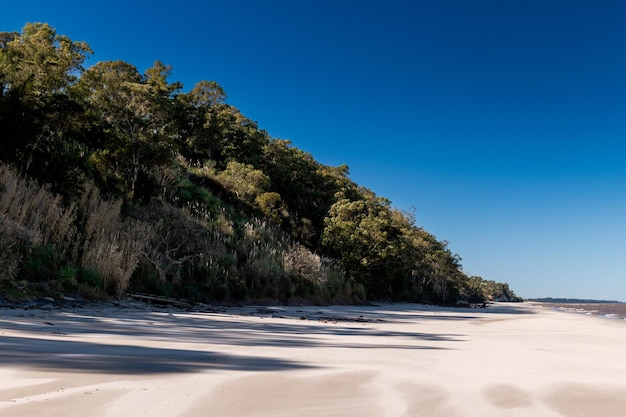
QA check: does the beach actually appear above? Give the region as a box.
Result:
[1,301,625,417]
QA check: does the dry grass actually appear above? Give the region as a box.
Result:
[0,165,151,296]
[0,165,77,256]
[79,184,153,297]
[0,216,31,281]
[0,165,77,282]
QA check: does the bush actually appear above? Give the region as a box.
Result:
[57,265,79,290]
[77,268,103,288]
[20,245,62,282]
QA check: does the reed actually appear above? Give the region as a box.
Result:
[79,184,152,297]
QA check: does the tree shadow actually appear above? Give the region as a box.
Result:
[0,335,313,374]
[0,302,531,375]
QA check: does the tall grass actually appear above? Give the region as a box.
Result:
[0,216,31,281]
[0,165,77,282]
[0,164,150,296]
[79,184,152,297]
[0,165,77,257]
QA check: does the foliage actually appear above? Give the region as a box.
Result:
[214,161,270,204]
[0,23,93,197]
[76,60,179,199]
[465,276,523,302]
[0,23,521,304]
[0,23,91,95]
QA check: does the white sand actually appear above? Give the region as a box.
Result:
[0,301,625,417]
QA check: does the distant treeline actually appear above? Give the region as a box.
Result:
[529,298,623,304]
[0,23,521,304]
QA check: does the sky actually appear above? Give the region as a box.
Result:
[4,0,626,301]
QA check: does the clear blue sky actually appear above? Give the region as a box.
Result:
[4,0,626,301]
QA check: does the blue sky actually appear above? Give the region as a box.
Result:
[4,0,626,300]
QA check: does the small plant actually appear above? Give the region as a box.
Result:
[283,243,324,284]
[76,283,108,301]
[21,245,62,282]
[77,268,103,288]
[57,265,79,290]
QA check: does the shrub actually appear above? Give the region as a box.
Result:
[283,243,324,285]
[77,283,108,301]
[57,265,79,290]
[21,245,62,282]
[77,268,103,288]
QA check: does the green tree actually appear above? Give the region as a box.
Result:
[260,139,354,246]
[0,23,92,195]
[174,80,227,161]
[214,160,270,204]
[175,81,268,168]
[0,23,91,97]
[254,191,287,224]
[322,189,400,297]
[77,60,179,198]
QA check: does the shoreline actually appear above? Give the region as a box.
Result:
[530,301,626,320]
[1,301,625,416]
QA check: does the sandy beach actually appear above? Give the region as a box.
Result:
[1,301,625,417]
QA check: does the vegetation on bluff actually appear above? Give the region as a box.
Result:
[0,23,521,304]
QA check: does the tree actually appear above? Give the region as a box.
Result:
[186,80,227,108]
[0,23,92,195]
[174,80,226,161]
[254,191,287,224]
[260,139,354,246]
[174,81,268,168]
[214,161,270,204]
[77,60,179,198]
[0,23,91,97]
[321,189,402,297]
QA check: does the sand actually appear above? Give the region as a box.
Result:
[0,301,625,417]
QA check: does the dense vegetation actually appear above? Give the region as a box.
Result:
[0,23,521,304]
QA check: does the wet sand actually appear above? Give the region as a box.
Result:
[1,301,625,416]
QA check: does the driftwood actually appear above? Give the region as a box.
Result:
[129,293,192,309]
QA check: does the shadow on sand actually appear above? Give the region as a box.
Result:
[0,335,312,374]
[0,302,532,375]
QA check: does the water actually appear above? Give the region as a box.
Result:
[548,303,626,320]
